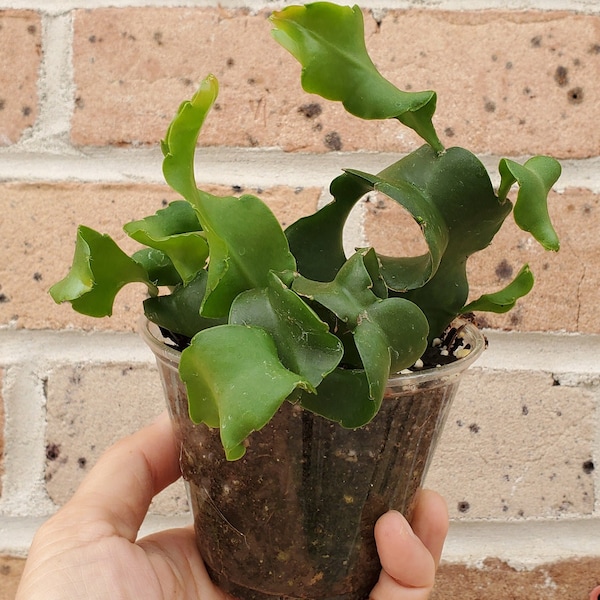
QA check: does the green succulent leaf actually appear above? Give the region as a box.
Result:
[124,201,208,285]
[270,2,443,151]
[344,168,449,292]
[131,248,182,287]
[293,251,379,324]
[285,172,373,282]
[162,75,218,204]
[498,156,561,251]
[179,324,312,460]
[49,226,157,317]
[461,264,535,314]
[293,250,428,403]
[298,367,376,428]
[230,272,343,389]
[191,190,297,318]
[143,270,226,339]
[371,145,513,337]
[160,77,296,317]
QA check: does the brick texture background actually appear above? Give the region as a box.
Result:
[1,1,599,599]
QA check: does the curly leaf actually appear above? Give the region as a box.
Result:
[293,251,428,402]
[143,271,226,339]
[355,298,428,404]
[230,272,343,388]
[162,75,218,204]
[461,264,534,314]
[131,248,182,287]
[285,173,373,282]
[161,79,296,317]
[292,251,379,324]
[498,156,561,251]
[125,201,208,284]
[179,325,311,460]
[49,226,157,317]
[270,3,443,151]
[344,168,449,291]
[191,190,297,318]
[374,145,513,337]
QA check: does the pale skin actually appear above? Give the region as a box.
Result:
[16,412,449,600]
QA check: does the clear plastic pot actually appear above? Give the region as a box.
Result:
[141,318,485,600]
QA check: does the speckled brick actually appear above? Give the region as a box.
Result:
[72,8,600,158]
[426,369,595,520]
[0,182,319,332]
[0,369,4,499]
[0,11,40,145]
[434,557,600,600]
[3,554,600,599]
[45,362,186,515]
[0,556,25,600]
[364,188,600,334]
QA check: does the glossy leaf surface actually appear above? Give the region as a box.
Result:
[293,251,428,404]
[498,156,561,251]
[131,248,182,287]
[270,3,443,151]
[179,325,311,460]
[143,271,226,338]
[230,272,343,389]
[462,264,534,313]
[49,226,157,317]
[124,201,208,284]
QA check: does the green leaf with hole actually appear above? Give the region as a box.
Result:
[270,3,442,151]
[461,264,534,314]
[49,226,157,317]
[370,145,513,336]
[179,324,311,460]
[344,168,449,292]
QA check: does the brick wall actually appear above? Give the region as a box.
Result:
[1,1,599,598]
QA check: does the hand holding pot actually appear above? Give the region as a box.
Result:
[16,413,448,600]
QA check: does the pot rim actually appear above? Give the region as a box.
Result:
[139,316,486,386]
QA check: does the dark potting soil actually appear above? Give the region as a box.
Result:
[160,357,466,599]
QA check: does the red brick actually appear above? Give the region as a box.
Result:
[0,11,40,145]
[434,557,600,600]
[0,556,25,600]
[72,8,600,158]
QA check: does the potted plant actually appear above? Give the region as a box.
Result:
[50,3,561,599]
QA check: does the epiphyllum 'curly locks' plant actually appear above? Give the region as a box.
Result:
[51,2,561,460]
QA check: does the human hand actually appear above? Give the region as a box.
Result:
[371,489,448,599]
[16,413,448,600]
[16,412,227,600]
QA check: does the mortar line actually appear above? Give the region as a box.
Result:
[0,364,56,517]
[0,148,599,191]
[0,1,599,14]
[18,11,76,153]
